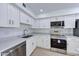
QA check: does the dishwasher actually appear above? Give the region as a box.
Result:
[1,41,26,56]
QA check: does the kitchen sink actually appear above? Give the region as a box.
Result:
[22,35,33,38]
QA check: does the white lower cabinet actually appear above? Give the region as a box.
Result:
[67,37,79,55]
[36,35,50,49]
[26,37,36,56]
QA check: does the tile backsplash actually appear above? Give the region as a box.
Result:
[32,28,50,34]
[0,27,22,38]
[51,27,73,36]
[0,24,32,38]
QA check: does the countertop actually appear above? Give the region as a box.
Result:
[0,33,79,55]
[0,34,50,54]
[0,36,32,53]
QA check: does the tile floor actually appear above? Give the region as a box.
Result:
[31,48,68,56]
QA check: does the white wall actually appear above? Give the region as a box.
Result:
[32,28,50,34]
[0,27,22,38]
[51,28,73,36]
[0,24,32,39]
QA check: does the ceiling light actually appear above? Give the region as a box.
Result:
[40,9,44,12]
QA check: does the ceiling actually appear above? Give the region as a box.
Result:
[26,3,79,16]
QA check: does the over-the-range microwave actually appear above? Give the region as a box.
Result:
[51,21,64,27]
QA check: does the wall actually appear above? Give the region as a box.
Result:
[51,27,73,36]
[32,28,50,34]
[0,24,32,38]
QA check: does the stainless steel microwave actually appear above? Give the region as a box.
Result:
[51,21,64,27]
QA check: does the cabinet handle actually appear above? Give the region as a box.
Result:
[12,20,14,24]
[32,42,34,45]
[9,20,11,24]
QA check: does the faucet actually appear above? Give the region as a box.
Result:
[23,29,27,36]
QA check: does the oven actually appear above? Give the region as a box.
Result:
[51,38,67,54]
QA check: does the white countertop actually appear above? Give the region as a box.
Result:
[0,33,79,55]
[0,36,29,53]
[0,34,46,54]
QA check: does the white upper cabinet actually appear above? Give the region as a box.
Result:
[51,16,64,22]
[0,4,8,27]
[75,14,79,19]
[8,4,20,27]
[32,19,50,28]
[39,19,50,28]
[32,20,40,28]
[64,15,75,28]
[51,17,56,21]
[20,11,27,24]
[57,16,64,21]
[20,11,32,25]
[0,4,20,27]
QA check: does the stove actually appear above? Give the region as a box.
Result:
[50,35,67,54]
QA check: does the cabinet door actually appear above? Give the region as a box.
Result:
[8,4,20,27]
[36,35,50,49]
[32,20,40,28]
[26,39,32,56]
[40,19,50,28]
[0,4,8,27]
[20,11,26,24]
[64,15,75,28]
[20,11,32,25]
[32,38,36,51]
[36,36,44,48]
[26,15,30,25]
[43,36,50,49]
[57,16,65,21]
[67,37,79,55]
[31,18,34,27]
[26,37,36,56]
[75,14,79,19]
[51,17,56,22]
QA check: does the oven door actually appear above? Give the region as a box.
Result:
[51,39,67,50]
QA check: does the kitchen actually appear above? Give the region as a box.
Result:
[0,3,79,56]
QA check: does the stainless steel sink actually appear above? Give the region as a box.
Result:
[22,35,33,38]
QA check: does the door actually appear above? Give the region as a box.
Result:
[40,19,50,28]
[37,36,44,48]
[8,4,20,27]
[51,39,67,50]
[0,4,8,27]
[64,15,75,28]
